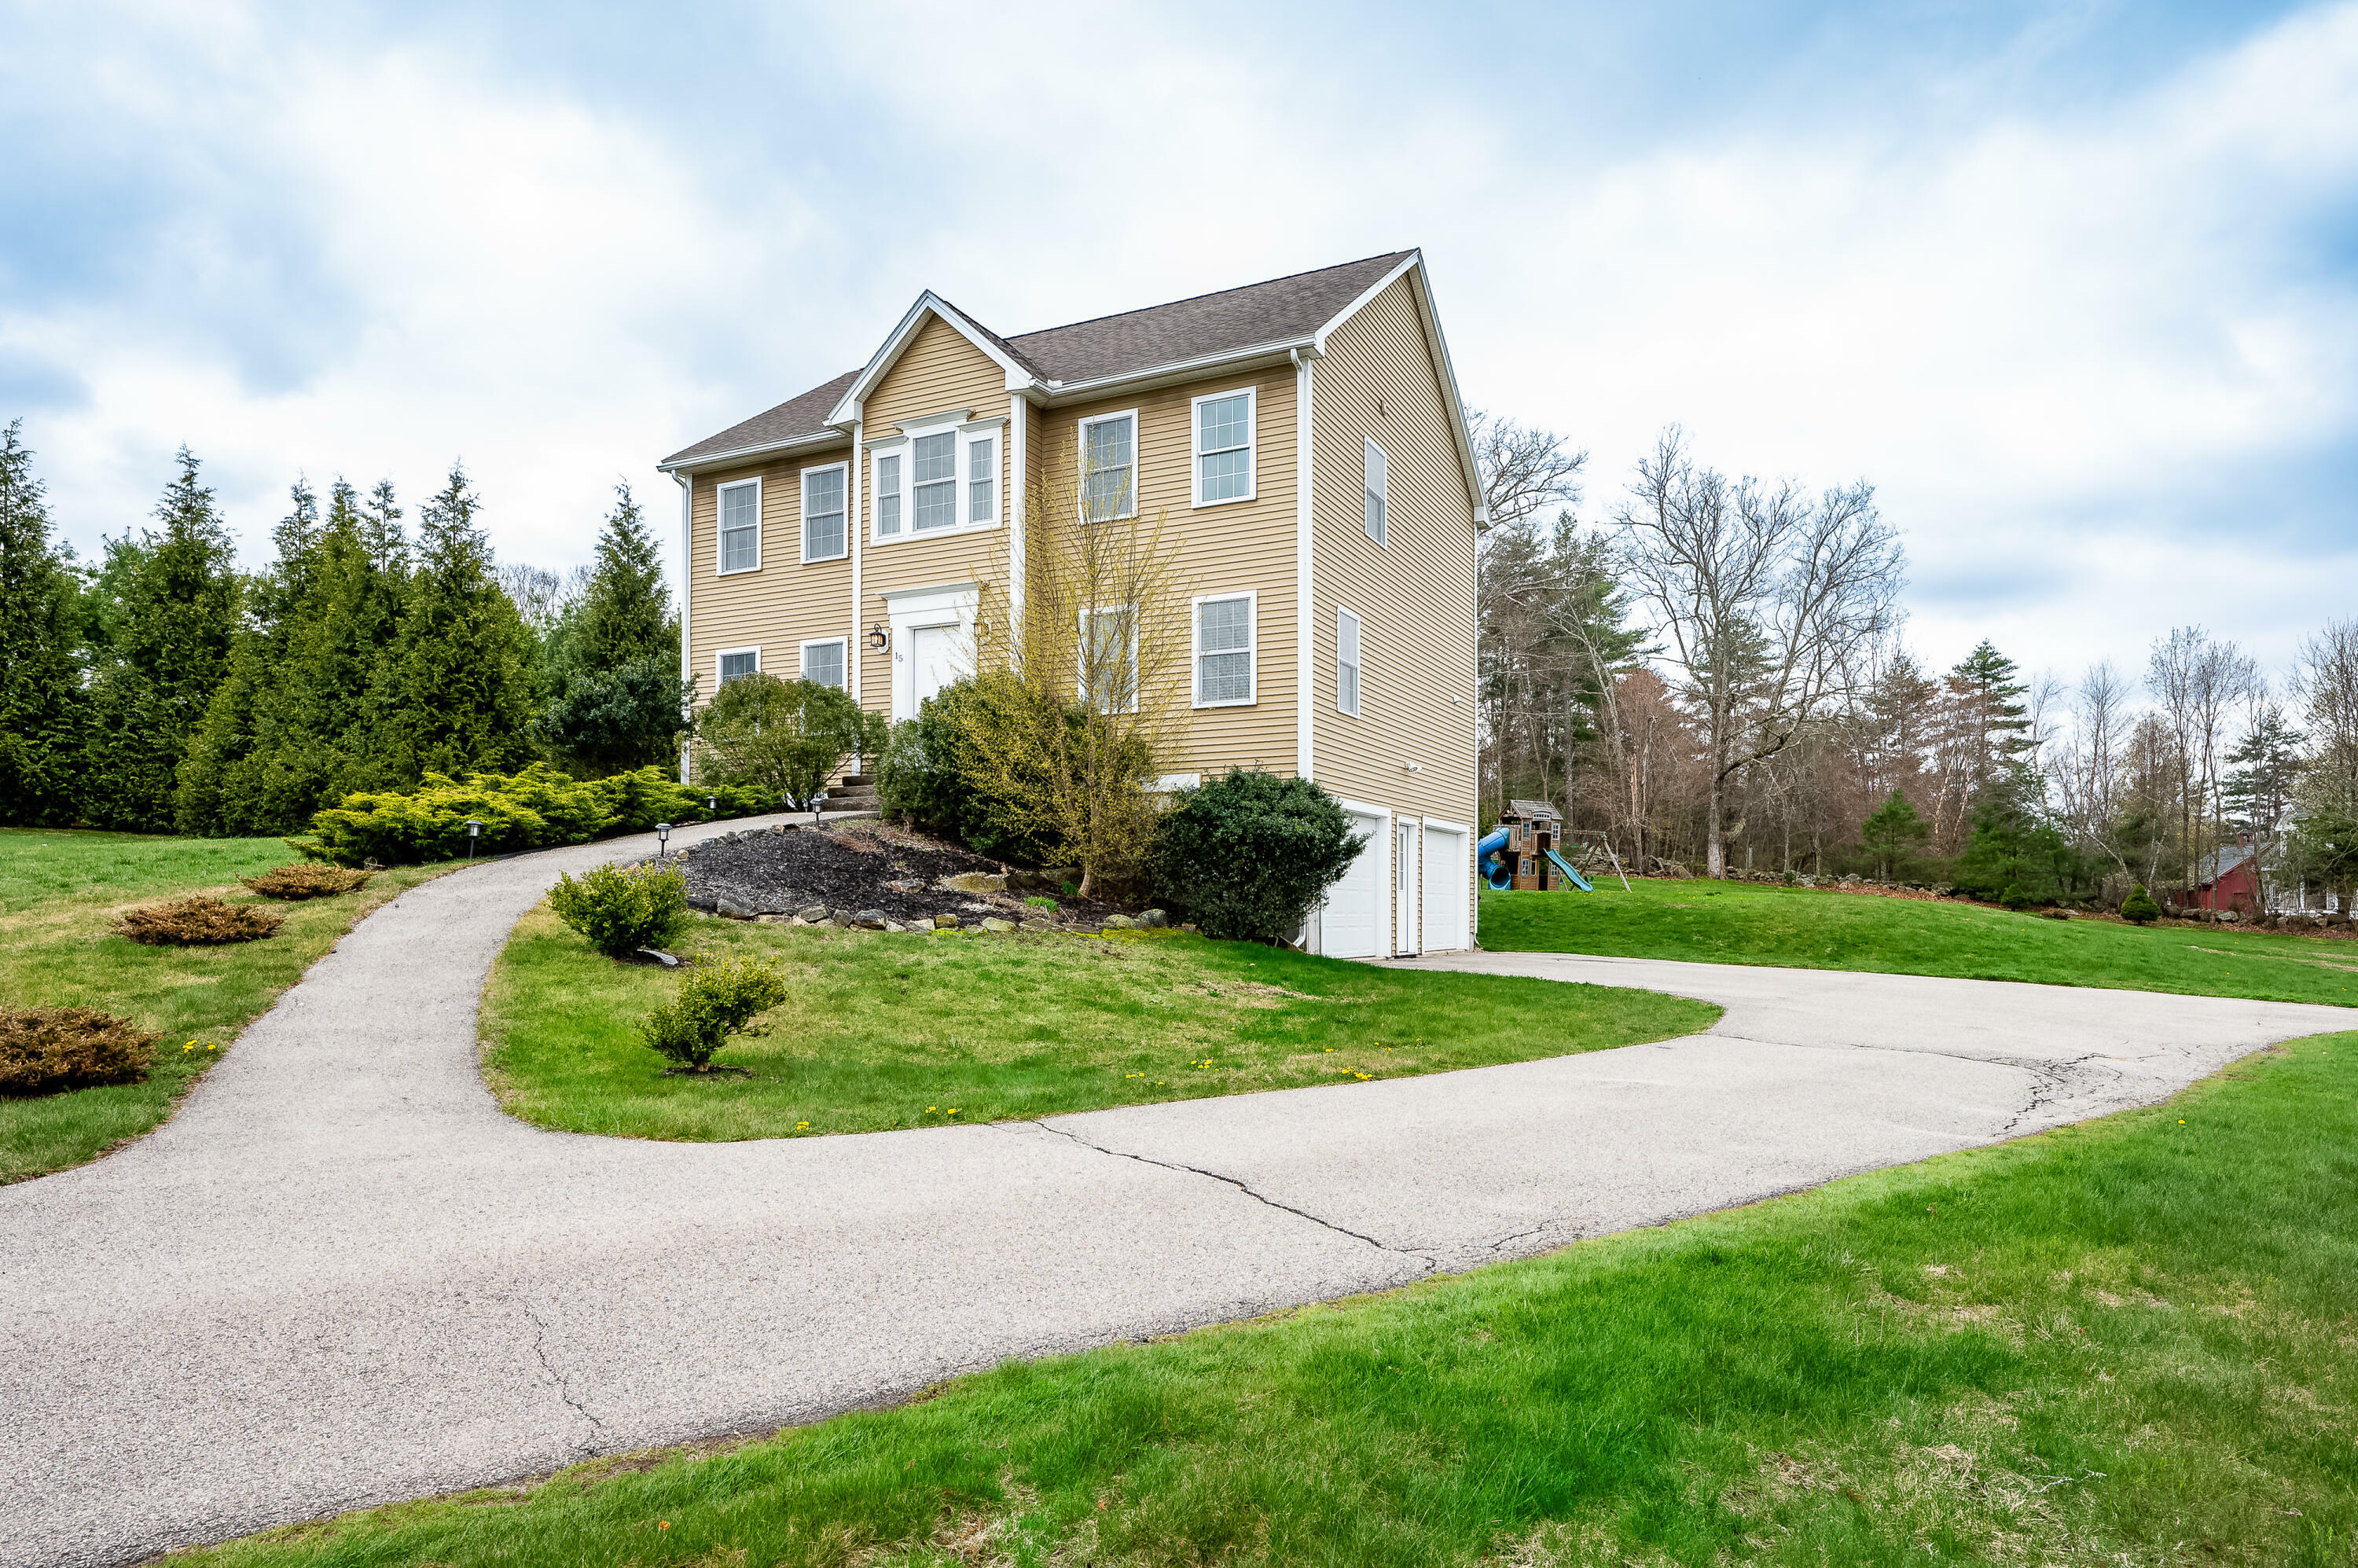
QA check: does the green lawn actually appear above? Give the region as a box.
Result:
[0,828,445,1184]
[1480,878,2358,1007]
[483,910,1721,1141]
[190,1026,2358,1566]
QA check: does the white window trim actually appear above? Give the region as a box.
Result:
[1190,590,1257,709]
[1077,408,1141,522]
[869,438,908,542]
[715,477,762,576]
[799,461,849,564]
[1078,604,1140,714]
[799,636,848,690]
[1189,387,1258,508]
[867,417,1005,546]
[714,644,761,686]
[1336,605,1362,718]
[1362,437,1388,547]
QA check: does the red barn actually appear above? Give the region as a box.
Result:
[2171,835,2262,915]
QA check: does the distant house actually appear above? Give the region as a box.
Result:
[2169,834,2262,915]
[655,251,1483,956]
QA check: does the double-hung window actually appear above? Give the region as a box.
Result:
[718,648,759,685]
[801,463,847,562]
[968,434,996,523]
[1078,605,1138,714]
[911,431,959,531]
[801,638,846,690]
[717,479,760,573]
[1193,594,1255,707]
[1335,608,1362,718]
[874,450,902,537]
[1362,439,1387,545]
[1080,411,1137,521]
[1192,390,1254,505]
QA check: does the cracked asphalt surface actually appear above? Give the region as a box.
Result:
[4,824,2349,1568]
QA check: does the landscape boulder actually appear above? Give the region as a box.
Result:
[980,917,1017,932]
[1102,914,1135,930]
[850,909,890,930]
[1137,908,1170,927]
[943,872,1006,894]
[933,913,961,930]
[797,905,828,922]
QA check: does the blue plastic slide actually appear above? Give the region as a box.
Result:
[1542,848,1595,891]
[1478,827,1514,890]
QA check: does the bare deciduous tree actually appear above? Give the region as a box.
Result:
[1467,408,1587,532]
[1608,428,1904,878]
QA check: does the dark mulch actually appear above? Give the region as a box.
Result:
[663,821,1126,927]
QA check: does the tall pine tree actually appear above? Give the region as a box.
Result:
[385,464,533,779]
[535,482,689,773]
[85,449,241,831]
[0,422,87,825]
[1948,639,2033,789]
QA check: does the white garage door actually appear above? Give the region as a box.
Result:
[1322,808,1387,959]
[1421,822,1469,952]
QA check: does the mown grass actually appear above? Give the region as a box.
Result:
[193,1028,2358,1566]
[1481,877,2358,1007]
[0,828,445,1184]
[483,909,1721,1140]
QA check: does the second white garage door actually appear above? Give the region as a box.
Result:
[1321,807,1388,959]
[1420,821,1470,952]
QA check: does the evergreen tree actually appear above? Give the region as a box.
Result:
[0,422,88,825]
[1857,788,1930,880]
[1951,766,2078,903]
[384,464,533,779]
[1949,639,2033,787]
[84,449,241,830]
[2221,705,2306,834]
[536,483,689,773]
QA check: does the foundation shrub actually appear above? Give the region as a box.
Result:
[637,955,788,1071]
[549,863,690,958]
[876,680,1046,862]
[241,863,372,900]
[1149,769,1361,944]
[1,1008,160,1096]
[114,895,284,946]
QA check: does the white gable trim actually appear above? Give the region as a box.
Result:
[1309,250,1487,526]
[828,293,1038,426]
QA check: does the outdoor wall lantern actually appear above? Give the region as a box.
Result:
[464,818,483,858]
[655,821,672,857]
[866,623,890,651]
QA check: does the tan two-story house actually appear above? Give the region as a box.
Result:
[656,250,1485,957]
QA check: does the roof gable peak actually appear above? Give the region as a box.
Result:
[826,292,1038,426]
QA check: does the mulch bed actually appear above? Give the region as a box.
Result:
[661,821,1127,927]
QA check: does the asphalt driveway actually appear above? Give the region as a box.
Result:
[3,831,2346,1567]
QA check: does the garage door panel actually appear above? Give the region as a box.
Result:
[1324,810,1386,960]
[1421,824,1467,952]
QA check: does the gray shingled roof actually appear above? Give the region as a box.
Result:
[663,252,1414,468]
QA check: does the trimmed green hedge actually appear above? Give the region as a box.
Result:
[289,764,772,865]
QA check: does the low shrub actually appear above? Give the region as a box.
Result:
[696,673,887,813]
[2121,884,2162,924]
[549,863,690,958]
[114,896,285,946]
[292,764,770,866]
[1150,769,1362,944]
[1999,883,2034,912]
[638,955,788,1071]
[241,863,373,900]
[0,1008,160,1096]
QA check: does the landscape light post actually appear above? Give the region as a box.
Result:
[655,822,671,858]
[464,819,482,859]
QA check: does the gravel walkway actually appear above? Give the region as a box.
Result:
[3,827,2349,1567]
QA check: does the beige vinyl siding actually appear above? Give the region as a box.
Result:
[857,317,1016,714]
[1046,365,1301,780]
[687,448,856,704]
[1310,274,1481,939]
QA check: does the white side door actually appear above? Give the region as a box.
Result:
[1421,822,1468,952]
[1322,808,1387,959]
[1394,817,1420,957]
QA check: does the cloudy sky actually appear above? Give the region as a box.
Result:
[4,0,2353,688]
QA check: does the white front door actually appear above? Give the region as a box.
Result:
[1394,818,1420,957]
[1322,809,1387,959]
[910,624,960,712]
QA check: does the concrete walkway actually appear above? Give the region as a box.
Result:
[3,829,2349,1568]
